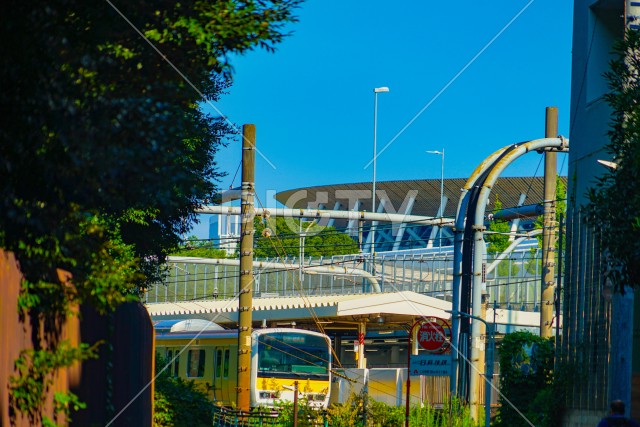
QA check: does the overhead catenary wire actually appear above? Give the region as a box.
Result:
[151,254,546,407]
[159,196,560,408]
[248,192,348,369]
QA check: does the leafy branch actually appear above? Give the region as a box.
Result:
[586,29,640,290]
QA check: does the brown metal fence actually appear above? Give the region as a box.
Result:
[0,249,81,427]
[0,250,154,426]
[560,209,611,414]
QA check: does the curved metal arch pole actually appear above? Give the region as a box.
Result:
[468,136,568,417]
[450,145,511,396]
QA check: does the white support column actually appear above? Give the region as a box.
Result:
[427,196,448,248]
[346,200,362,237]
[405,227,428,247]
[393,194,417,251]
[376,229,395,244]
[365,198,387,253]
[328,202,342,227]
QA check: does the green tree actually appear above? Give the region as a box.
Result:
[0,0,301,422]
[170,235,228,258]
[494,331,554,427]
[486,195,519,276]
[486,195,511,254]
[587,29,640,290]
[533,176,567,248]
[254,217,359,258]
[153,356,214,427]
[527,176,567,276]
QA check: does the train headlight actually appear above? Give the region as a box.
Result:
[259,391,280,399]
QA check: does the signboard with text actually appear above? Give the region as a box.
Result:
[416,318,451,353]
[409,354,451,376]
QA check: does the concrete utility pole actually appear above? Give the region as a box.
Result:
[541,107,558,338]
[237,124,256,412]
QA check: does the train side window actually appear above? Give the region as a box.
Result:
[165,349,172,374]
[223,349,230,378]
[187,349,206,378]
[174,350,180,377]
[165,347,180,377]
[215,349,223,379]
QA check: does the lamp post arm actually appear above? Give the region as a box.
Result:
[446,310,486,327]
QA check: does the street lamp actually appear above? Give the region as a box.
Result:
[372,86,389,255]
[426,149,445,251]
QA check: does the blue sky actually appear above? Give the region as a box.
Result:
[193,0,573,237]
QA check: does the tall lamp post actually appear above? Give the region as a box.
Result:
[426,149,445,251]
[372,86,389,255]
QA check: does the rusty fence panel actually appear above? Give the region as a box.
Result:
[0,250,154,427]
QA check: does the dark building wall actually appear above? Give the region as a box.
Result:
[564,0,639,424]
[70,303,155,427]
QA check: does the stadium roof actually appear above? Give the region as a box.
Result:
[276,177,566,218]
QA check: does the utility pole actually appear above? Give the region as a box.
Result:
[237,124,256,412]
[293,381,299,427]
[541,107,557,338]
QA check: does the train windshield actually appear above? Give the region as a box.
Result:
[257,332,330,378]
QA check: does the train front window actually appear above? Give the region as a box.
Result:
[257,332,330,378]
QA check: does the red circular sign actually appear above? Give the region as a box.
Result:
[417,319,450,352]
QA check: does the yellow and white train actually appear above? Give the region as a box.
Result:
[154,319,332,408]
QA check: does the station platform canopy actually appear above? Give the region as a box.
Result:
[146,291,547,333]
[146,291,451,330]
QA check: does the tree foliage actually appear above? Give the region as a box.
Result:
[486,195,520,277]
[587,29,640,290]
[1,0,300,311]
[494,331,554,427]
[170,235,228,258]
[153,356,214,427]
[324,392,478,427]
[486,195,511,254]
[533,176,567,249]
[254,217,359,258]
[1,0,301,421]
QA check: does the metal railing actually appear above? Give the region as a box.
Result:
[212,407,279,426]
[145,248,546,312]
[211,406,329,427]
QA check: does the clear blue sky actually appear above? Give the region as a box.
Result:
[193,0,573,237]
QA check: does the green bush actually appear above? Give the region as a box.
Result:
[170,247,228,258]
[153,356,214,427]
[494,331,554,427]
[322,392,479,427]
[275,399,326,427]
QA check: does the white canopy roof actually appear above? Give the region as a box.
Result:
[146,291,452,325]
[146,291,548,331]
